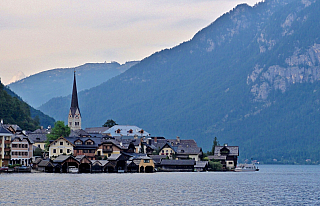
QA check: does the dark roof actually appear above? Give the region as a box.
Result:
[160,159,195,166]
[69,129,91,137]
[214,145,239,156]
[0,124,12,134]
[195,161,209,168]
[85,127,109,135]
[38,160,53,167]
[53,155,76,163]
[65,137,101,149]
[70,71,80,116]
[28,133,47,143]
[12,134,34,144]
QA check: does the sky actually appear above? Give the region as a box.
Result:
[1,0,260,85]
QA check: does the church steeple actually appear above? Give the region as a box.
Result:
[68,70,81,131]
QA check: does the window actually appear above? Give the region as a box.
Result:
[75,141,82,145]
[144,159,150,163]
[75,122,79,126]
[67,149,70,153]
[60,141,63,145]
[69,122,72,126]
[5,136,10,141]
[38,145,41,148]
[60,149,63,153]
[53,149,56,153]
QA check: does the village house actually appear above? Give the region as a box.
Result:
[158,136,203,161]
[48,137,74,158]
[66,137,101,160]
[28,126,51,151]
[0,122,13,167]
[97,139,123,158]
[10,134,33,166]
[208,144,239,170]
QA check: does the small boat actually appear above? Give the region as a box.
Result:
[68,166,79,173]
[235,164,259,172]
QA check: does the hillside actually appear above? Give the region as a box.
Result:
[8,61,138,108]
[0,80,51,130]
[39,0,320,164]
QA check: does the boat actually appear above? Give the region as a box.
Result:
[68,166,79,173]
[235,163,259,172]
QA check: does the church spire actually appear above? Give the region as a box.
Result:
[68,69,81,131]
[71,70,80,114]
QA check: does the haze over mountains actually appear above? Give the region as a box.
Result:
[10,0,320,164]
[8,61,138,108]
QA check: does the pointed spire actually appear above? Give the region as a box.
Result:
[70,69,80,116]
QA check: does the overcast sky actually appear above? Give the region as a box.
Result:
[1,0,260,85]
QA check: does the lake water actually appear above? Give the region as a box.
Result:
[0,165,319,205]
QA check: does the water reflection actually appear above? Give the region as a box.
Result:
[0,165,319,205]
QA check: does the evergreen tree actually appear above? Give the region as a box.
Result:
[102,119,118,128]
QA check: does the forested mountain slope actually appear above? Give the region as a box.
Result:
[39,0,320,164]
[0,80,55,130]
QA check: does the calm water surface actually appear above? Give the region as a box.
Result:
[0,165,319,205]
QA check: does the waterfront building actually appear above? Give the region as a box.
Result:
[10,134,33,166]
[0,122,13,167]
[158,136,203,161]
[48,137,74,158]
[208,144,239,170]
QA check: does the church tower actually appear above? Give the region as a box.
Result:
[68,70,81,131]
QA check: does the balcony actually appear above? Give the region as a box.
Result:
[103,148,113,153]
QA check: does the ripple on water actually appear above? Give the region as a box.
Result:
[0,165,319,205]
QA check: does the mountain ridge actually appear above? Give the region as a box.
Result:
[37,0,320,164]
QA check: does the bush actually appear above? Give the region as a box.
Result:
[208,161,223,171]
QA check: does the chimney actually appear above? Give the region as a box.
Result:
[176,136,180,143]
[41,126,43,130]
[154,137,157,143]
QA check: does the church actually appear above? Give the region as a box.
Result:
[68,70,81,131]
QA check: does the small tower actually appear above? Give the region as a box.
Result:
[68,70,81,131]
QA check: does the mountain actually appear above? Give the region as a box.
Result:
[39,0,320,164]
[3,83,55,128]
[0,80,55,130]
[8,71,26,85]
[8,61,138,108]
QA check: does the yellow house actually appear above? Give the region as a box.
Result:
[138,157,155,173]
[97,140,122,158]
[159,143,176,159]
[48,137,74,159]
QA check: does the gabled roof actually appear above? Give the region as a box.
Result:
[49,137,75,147]
[0,124,12,135]
[100,139,123,149]
[65,137,101,150]
[28,133,47,143]
[12,134,34,144]
[104,125,150,137]
[214,145,239,156]
[53,155,78,163]
[107,154,122,161]
[159,142,178,153]
[195,161,209,168]
[38,160,54,167]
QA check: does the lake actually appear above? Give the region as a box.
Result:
[0,165,319,205]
